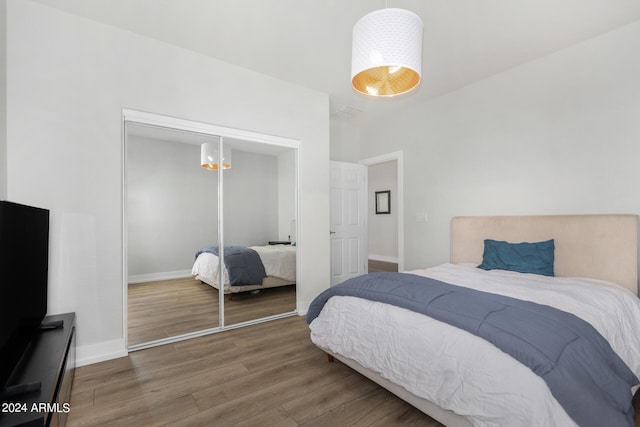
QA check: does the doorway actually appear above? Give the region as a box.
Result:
[361,151,404,273]
[123,110,299,351]
[328,152,404,286]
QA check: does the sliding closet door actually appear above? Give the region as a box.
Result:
[124,110,300,349]
[125,123,221,347]
[222,140,298,326]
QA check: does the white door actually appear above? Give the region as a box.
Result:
[330,161,367,285]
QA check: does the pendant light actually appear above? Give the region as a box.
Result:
[201,141,231,170]
[351,8,423,97]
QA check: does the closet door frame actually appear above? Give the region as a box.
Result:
[122,109,300,352]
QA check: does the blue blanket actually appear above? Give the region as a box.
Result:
[306,272,639,427]
[195,246,266,286]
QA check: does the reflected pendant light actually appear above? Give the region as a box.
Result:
[351,8,423,97]
[201,142,232,170]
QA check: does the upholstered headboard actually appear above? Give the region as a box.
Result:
[450,215,639,295]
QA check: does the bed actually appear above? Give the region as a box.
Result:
[307,214,640,427]
[192,244,296,295]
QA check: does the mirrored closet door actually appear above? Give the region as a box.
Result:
[125,122,222,347]
[123,112,298,350]
[222,139,297,326]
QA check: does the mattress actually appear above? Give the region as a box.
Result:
[192,244,296,293]
[308,263,640,426]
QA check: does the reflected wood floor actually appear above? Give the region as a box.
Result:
[128,277,296,346]
[68,316,438,426]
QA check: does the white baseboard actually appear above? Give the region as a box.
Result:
[297,301,310,316]
[128,269,192,284]
[368,254,398,264]
[76,338,127,367]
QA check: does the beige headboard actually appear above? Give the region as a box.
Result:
[450,215,639,295]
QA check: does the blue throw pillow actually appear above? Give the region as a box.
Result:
[478,239,555,276]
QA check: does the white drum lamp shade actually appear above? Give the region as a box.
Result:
[351,8,423,97]
[201,142,231,170]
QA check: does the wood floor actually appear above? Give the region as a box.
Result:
[68,313,640,426]
[368,259,398,273]
[84,271,640,426]
[128,277,296,346]
[68,316,438,426]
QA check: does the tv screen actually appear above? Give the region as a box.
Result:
[0,201,49,391]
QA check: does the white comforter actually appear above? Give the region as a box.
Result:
[308,263,640,426]
[191,244,296,286]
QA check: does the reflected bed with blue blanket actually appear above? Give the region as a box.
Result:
[195,246,266,286]
[192,243,297,294]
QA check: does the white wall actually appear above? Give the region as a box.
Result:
[277,149,296,242]
[355,20,640,271]
[127,135,216,279]
[0,0,6,200]
[222,150,280,245]
[368,161,398,261]
[5,0,330,365]
[330,120,361,162]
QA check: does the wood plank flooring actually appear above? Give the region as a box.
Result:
[368,259,398,273]
[128,277,296,346]
[68,313,640,426]
[68,316,438,426]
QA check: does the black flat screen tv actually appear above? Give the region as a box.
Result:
[0,201,49,392]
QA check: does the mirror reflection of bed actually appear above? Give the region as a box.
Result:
[192,242,296,301]
[192,242,297,325]
[125,122,297,348]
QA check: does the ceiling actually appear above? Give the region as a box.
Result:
[31,0,640,124]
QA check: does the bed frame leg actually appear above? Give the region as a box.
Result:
[226,294,233,301]
[327,354,334,363]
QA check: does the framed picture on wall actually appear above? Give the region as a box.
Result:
[375,190,391,214]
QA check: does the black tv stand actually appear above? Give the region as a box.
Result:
[0,313,76,427]
[1,380,42,398]
[40,319,64,330]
